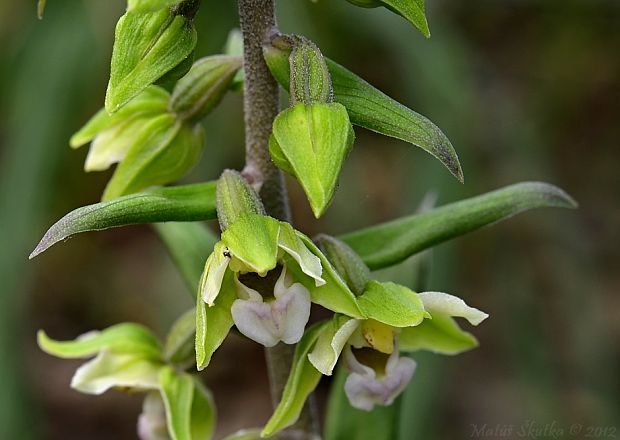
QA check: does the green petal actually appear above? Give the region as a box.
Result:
[419,292,488,325]
[308,316,360,376]
[270,103,354,218]
[357,281,427,328]
[278,222,324,285]
[103,116,205,200]
[159,367,216,440]
[262,322,327,437]
[70,86,170,149]
[71,351,162,395]
[341,182,577,270]
[220,214,280,276]
[196,271,236,370]
[399,314,479,355]
[199,242,230,306]
[288,234,364,318]
[106,9,197,112]
[38,323,161,360]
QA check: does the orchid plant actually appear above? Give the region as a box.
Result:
[32,0,576,439]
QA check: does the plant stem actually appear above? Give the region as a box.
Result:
[238,0,318,437]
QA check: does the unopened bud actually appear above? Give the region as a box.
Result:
[216,170,265,231]
[315,234,370,296]
[170,55,242,122]
[290,40,333,105]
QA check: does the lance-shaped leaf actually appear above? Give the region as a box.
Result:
[262,322,327,437]
[270,103,354,218]
[38,323,162,360]
[263,41,462,182]
[170,55,243,122]
[30,182,216,258]
[345,0,430,38]
[154,222,218,294]
[340,182,577,270]
[159,367,216,440]
[128,0,184,13]
[102,115,205,200]
[106,8,197,113]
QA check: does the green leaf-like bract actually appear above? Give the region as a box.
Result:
[106,8,197,113]
[262,322,326,437]
[340,182,577,270]
[346,0,430,38]
[264,42,463,182]
[30,182,217,259]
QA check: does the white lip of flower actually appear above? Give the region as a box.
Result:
[231,267,312,347]
[201,217,325,307]
[343,344,416,412]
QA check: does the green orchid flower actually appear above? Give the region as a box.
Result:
[195,212,363,370]
[38,323,216,440]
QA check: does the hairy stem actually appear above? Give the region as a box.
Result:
[238,0,318,437]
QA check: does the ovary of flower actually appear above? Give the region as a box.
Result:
[231,267,312,347]
[343,345,416,412]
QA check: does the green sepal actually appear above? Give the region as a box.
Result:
[128,0,184,13]
[261,322,327,437]
[37,0,47,19]
[170,55,243,122]
[307,315,360,376]
[70,86,170,172]
[270,102,354,218]
[398,314,478,355]
[220,214,280,275]
[159,367,216,440]
[341,182,578,270]
[224,29,245,90]
[37,323,162,360]
[357,281,427,328]
[163,308,196,366]
[264,39,462,182]
[195,271,237,370]
[102,116,205,201]
[30,182,217,258]
[346,0,430,38]
[289,234,364,318]
[106,9,197,113]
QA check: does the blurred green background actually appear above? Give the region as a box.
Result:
[1,0,618,438]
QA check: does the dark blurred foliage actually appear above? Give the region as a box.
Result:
[0,0,618,438]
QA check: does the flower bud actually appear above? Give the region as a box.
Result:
[106,8,197,113]
[169,55,242,122]
[216,170,266,231]
[290,40,333,105]
[315,234,370,296]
